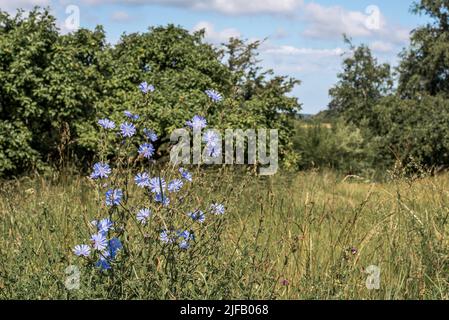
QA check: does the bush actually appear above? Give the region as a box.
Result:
[293,119,381,175]
[374,95,449,169]
[0,9,301,177]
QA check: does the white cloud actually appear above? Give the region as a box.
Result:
[370,40,394,53]
[0,0,50,13]
[82,0,303,15]
[301,3,384,39]
[300,2,410,47]
[192,21,241,43]
[111,10,131,22]
[263,45,344,57]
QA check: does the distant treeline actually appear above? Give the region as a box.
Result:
[294,1,449,176]
[1,1,449,178]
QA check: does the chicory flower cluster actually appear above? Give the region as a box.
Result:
[73,83,226,271]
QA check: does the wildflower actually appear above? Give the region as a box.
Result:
[205,89,223,102]
[179,240,190,250]
[149,177,166,194]
[168,179,183,192]
[177,230,194,250]
[281,279,289,286]
[160,230,175,243]
[188,210,205,223]
[179,168,192,182]
[351,247,358,255]
[98,118,115,129]
[203,130,220,146]
[73,244,91,257]
[154,193,170,206]
[90,162,111,180]
[120,122,136,138]
[210,203,225,215]
[97,218,113,234]
[96,258,111,270]
[124,110,140,121]
[134,172,150,188]
[105,189,123,206]
[91,233,107,251]
[108,237,123,258]
[177,230,194,241]
[143,128,158,142]
[186,115,207,130]
[138,143,155,159]
[137,208,152,224]
[139,81,155,94]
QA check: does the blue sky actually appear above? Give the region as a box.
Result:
[1,0,430,114]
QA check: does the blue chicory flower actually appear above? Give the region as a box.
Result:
[186,115,207,130]
[73,244,91,257]
[98,118,115,129]
[91,162,111,180]
[105,189,123,206]
[138,143,155,159]
[120,122,136,137]
[168,179,183,192]
[134,172,150,188]
[205,89,223,102]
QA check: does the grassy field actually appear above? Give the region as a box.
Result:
[1,168,449,299]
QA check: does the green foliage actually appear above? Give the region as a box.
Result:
[0,9,109,175]
[0,120,41,175]
[2,171,449,299]
[0,9,301,177]
[328,37,393,128]
[374,95,449,168]
[398,0,449,97]
[293,120,378,174]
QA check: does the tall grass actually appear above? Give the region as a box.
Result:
[1,169,449,299]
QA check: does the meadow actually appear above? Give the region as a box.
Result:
[1,167,448,299]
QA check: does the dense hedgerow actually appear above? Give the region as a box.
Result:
[0,8,301,177]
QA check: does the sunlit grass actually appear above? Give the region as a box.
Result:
[1,169,448,299]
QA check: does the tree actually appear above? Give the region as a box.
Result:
[0,8,302,176]
[398,0,449,97]
[0,8,109,175]
[328,37,393,129]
